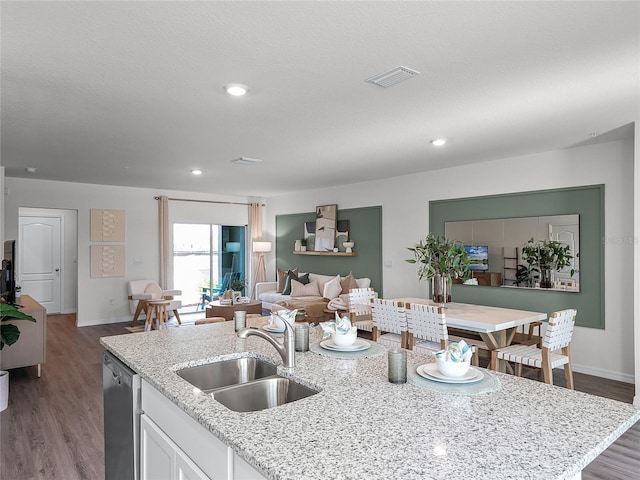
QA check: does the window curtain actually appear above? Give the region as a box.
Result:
[248,202,264,299]
[158,195,171,289]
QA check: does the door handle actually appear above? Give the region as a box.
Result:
[55,268,60,272]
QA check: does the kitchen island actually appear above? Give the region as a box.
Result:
[101,319,640,480]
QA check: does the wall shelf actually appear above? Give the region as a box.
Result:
[293,251,357,257]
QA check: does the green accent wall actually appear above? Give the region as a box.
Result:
[429,185,604,329]
[276,206,383,295]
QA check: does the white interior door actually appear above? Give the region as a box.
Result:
[18,216,62,313]
[549,222,580,285]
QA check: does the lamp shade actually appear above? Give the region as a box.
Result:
[253,241,272,253]
[226,242,241,253]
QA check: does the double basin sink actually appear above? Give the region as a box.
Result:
[176,357,318,412]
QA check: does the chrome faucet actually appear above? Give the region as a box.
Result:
[237,318,295,369]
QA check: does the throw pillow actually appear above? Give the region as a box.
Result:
[278,268,298,293]
[282,270,309,295]
[323,275,343,300]
[341,272,360,294]
[290,279,320,297]
[144,282,163,299]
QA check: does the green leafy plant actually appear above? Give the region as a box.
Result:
[1,303,36,351]
[405,233,471,281]
[521,238,574,275]
[300,238,307,247]
[229,277,247,293]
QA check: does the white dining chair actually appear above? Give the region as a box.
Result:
[348,287,377,333]
[490,309,577,389]
[371,299,407,348]
[406,303,482,365]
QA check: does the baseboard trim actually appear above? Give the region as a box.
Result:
[572,363,635,385]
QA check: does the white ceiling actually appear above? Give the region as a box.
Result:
[1,1,638,198]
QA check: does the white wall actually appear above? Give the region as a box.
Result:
[265,138,635,383]
[4,178,250,326]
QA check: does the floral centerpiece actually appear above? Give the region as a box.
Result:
[521,238,573,288]
[406,233,471,304]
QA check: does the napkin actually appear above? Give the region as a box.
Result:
[319,312,357,339]
[270,309,298,327]
[435,340,473,363]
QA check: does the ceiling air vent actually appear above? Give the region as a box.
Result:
[231,157,263,166]
[366,66,420,88]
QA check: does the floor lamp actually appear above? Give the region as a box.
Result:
[252,241,272,299]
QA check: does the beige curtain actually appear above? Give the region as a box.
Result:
[248,203,264,298]
[158,195,171,289]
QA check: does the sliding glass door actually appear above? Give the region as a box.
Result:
[173,224,245,313]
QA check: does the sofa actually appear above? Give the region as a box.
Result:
[255,270,371,323]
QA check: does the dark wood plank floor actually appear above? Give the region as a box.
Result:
[1,314,638,479]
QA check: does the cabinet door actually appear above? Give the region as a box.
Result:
[141,414,174,480]
[176,454,209,480]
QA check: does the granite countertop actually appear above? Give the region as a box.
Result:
[101,320,640,480]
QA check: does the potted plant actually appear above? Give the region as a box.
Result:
[521,238,573,288]
[300,238,307,252]
[406,233,471,304]
[1,302,37,411]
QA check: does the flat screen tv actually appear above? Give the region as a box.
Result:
[1,240,16,304]
[464,245,489,271]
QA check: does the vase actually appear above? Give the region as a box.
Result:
[432,274,452,307]
[294,240,301,251]
[539,267,553,289]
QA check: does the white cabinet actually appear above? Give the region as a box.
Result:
[141,414,208,480]
[141,380,266,480]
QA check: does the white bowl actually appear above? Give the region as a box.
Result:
[435,357,471,378]
[331,329,357,347]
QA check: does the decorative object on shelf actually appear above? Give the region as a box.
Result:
[343,241,355,253]
[294,239,302,251]
[406,233,471,306]
[336,220,350,251]
[221,290,234,305]
[521,238,573,289]
[300,238,307,252]
[303,222,316,251]
[314,204,337,251]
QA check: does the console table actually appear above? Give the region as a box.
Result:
[0,295,47,377]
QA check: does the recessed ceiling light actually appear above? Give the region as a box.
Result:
[25,167,37,173]
[191,169,202,175]
[224,83,248,96]
[430,138,447,146]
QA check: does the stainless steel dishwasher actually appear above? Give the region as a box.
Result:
[103,350,141,480]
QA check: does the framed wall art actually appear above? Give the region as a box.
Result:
[314,204,337,251]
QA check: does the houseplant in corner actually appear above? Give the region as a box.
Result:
[521,238,573,288]
[406,233,471,305]
[1,302,37,411]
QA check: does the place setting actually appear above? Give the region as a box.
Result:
[309,313,386,359]
[409,341,500,395]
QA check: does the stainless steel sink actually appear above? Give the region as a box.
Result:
[176,357,277,393]
[213,377,318,412]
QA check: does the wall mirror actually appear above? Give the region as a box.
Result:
[445,214,580,292]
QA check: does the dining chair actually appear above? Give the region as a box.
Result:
[406,303,482,366]
[348,288,377,333]
[490,308,577,389]
[371,299,408,348]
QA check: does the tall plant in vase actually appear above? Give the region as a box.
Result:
[521,238,573,288]
[406,233,471,305]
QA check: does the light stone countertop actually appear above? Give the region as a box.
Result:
[100,320,640,480]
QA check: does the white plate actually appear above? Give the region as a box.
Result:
[262,324,284,333]
[416,363,484,384]
[320,339,371,352]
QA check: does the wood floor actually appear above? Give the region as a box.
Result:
[1,314,639,479]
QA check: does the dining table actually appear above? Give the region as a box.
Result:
[392,298,547,371]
